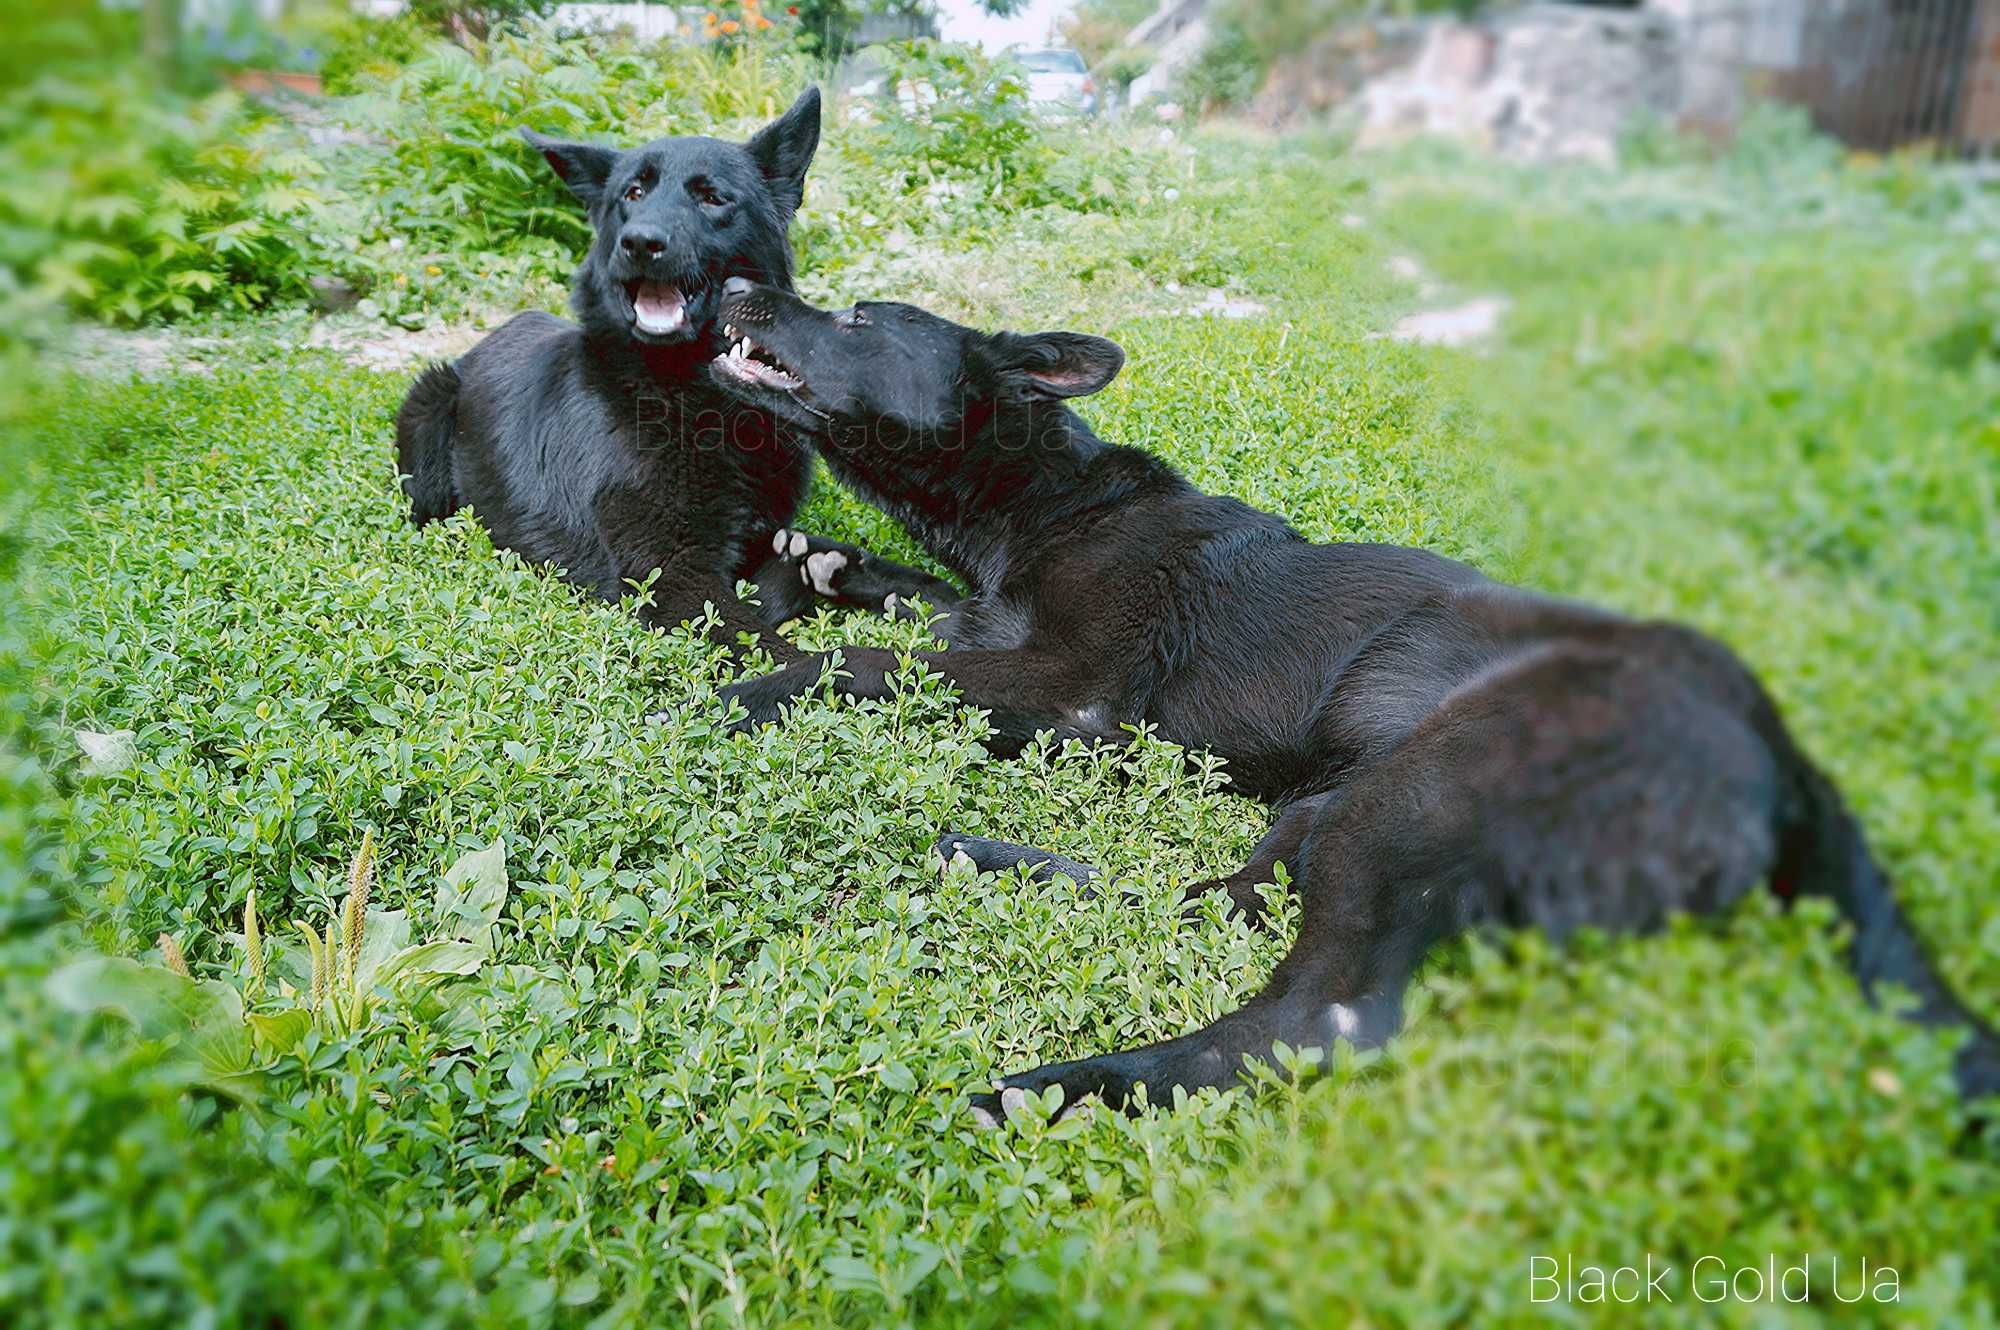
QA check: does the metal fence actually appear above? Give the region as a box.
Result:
[1687,0,2000,158]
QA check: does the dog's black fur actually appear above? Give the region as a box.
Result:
[394,89,957,662]
[706,279,2000,1121]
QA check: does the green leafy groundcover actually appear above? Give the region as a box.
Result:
[2,136,1997,1327]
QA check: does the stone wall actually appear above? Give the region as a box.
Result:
[1350,2,1684,165]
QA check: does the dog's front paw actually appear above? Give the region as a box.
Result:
[718,673,801,733]
[801,549,853,596]
[967,1071,1106,1130]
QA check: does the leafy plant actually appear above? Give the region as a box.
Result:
[0,76,326,327]
[46,832,514,1096]
[316,10,430,95]
[329,21,814,314]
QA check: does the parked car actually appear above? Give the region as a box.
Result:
[1009,46,1097,116]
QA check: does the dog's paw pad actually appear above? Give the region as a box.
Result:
[771,528,792,556]
[882,593,899,614]
[999,1087,1031,1120]
[931,835,977,874]
[968,1102,1000,1130]
[805,550,849,595]
[787,531,809,558]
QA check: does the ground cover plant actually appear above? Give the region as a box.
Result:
[2,110,1997,1330]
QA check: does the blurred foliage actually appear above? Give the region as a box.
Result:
[1180,0,1489,110]
[317,10,431,95]
[403,0,561,43]
[0,78,325,327]
[0,0,144,89]
[1058,0,1157,66]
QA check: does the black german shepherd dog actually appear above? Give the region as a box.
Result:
[705,277,1999,1122]
[394,89,956,660]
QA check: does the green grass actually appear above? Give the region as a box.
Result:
[2,134,1996,1328]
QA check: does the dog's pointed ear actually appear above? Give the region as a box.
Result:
[745,86,821,218]
[983,331,1125,401]
[521,129,617,205]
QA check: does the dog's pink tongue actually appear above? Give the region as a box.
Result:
[634,282,687,334]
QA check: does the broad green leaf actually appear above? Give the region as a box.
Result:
[370,941,488,991]
[436,838,508,945]
[47,956,228,1040]
[247,1008,313,1057]
[351,908,412,990]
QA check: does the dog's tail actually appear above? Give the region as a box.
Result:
[395,361,461,524]
[1770,740,1999,1105]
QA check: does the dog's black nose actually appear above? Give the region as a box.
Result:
[722,276,754,299]
[619,226,668,261]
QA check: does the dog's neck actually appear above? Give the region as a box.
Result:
[635,340,715,381]
[820,400,1155,591]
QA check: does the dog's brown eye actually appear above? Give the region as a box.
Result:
[623,181,647,202]
[688,179,728,207]
[836,308,869,330]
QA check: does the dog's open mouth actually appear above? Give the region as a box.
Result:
[628,280,690,336]
[714,321,803,392]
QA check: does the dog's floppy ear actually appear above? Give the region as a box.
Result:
[745,86,821,218]
[520,129,617,205]
[982,331,1125,400]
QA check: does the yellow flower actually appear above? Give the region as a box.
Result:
[424,264,441,277]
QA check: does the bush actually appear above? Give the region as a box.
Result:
[317,11,430,96]
[328,21,816,320]
[1176,11,1261,111]
[0,77,325,328]
[1181,0,1490,112]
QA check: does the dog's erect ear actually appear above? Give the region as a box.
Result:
[744,86,821,218]
[983,331,1126,400]
[520,129,618,205]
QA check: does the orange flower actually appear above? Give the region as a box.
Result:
[703,10,718,24]
[720,18,739,31]
[754,14,772,28]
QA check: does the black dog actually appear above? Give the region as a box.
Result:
[394,89,956,661]
[705,277,2000,1121]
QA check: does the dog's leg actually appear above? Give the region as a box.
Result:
[971,646,1814,1124]
[722,646,1122,752]
[1177,794,1334,929]
[592,486,803,666]
[764,527,963,625]
[931,833,1101,887]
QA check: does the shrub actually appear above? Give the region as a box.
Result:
[0,76,325,328]
[330,21,815,317]
[316,11,430,96]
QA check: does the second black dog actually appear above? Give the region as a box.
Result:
[394,88,956,663]
[705,277,1999,1122]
